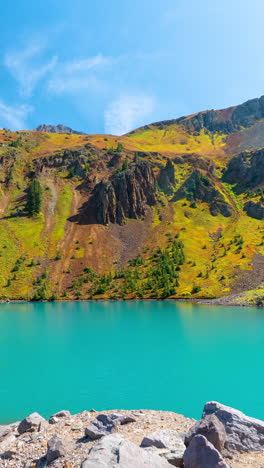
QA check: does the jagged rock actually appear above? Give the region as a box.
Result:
[92,161,156,224]
[85,413,136,440]
[203,401,264,453]
[46,434,66,462]
[17,412,46,434]
[223,148,264,191]
[81,433,171,467]
[175,170,232,217]
[35,124,85,135]
[33,148,90,178]
[137,95,264,135]
[141,430,185,466]
[185,414,227,453]
[183,434,230,468]
[49,410,71,424]
[158,159,176,193]
[244,201,264,220]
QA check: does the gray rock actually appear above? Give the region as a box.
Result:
[81,433,171,467]
[185,414,227,453]
[49,410,71,424]
[85,413,136,440]
[18,413,46,434]
[141,430,185,466]
[0,422,18,441]
[0,433,16,454]
[203,401,264,453]
[183,435,230,468]
[46,434,66,463]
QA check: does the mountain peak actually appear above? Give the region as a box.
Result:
[34,124,86,135]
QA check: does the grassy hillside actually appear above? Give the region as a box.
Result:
[0,101,263,304]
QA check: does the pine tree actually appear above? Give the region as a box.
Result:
[26,179,42,216]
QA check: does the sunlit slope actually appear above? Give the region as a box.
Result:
[0,95,263,303]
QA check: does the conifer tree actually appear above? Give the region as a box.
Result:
[26,179,42,216]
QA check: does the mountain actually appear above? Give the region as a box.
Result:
[0,96,263,304]
[34,124,86,135]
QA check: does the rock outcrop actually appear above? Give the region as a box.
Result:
[35,124,86,135]
[92,161,156,224]
[158,159,176,193]
[203,401,264,453]
[223,148,264,191]
[244,201,264,220]
[175,170,232,217]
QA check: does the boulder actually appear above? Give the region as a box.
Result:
[81,433,171,467]
[185,414,227,453]
[141,430,185,466]
[17,413,46,434]
[183,434,230,468]
[49,410,71,424]
[46,434,66,463]
[0,422,18,440]
[203,401,264,453]
[85,413,135,440]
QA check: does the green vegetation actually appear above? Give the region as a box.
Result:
[25,179,42,216]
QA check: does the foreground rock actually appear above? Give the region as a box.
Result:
[46,434,67,462]
[17,412,46,434]
[85,413,136,440]
[203,401,264,453]
[183,434,230,468]
[81,433,171,467]
[185,414,227,453]
[141,430,185,466]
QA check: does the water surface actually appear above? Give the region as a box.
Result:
[0,301,263,423]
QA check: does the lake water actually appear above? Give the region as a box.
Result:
[0,300,263,424]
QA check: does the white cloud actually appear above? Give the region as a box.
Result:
[4,44,57,97]
[47,54,113,95]
[104,94,155,135]
[0,101,33,130]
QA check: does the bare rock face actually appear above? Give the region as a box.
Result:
[244,200,264,220]
[185,414,227,453]
[158,159,176,193]
[183,434,230,468]
[17,412,46,434]
[35,124,85,135]
[223,148,264,192]
[81,433,171,468]
[175,170,232,217]
[92,161,156,224]
[203,401,264,453]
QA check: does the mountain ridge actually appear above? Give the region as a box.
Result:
[34,124,86,135]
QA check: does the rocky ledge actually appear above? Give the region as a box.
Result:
[1,402,264,468]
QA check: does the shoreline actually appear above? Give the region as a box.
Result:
[1,403,264,467]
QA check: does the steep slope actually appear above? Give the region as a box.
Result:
[0,96,263,304]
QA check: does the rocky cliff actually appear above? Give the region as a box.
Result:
[91,161,156,224]
[223,148,264,192]
[175,169,232,217]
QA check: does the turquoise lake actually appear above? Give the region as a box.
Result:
[0,300,263,424]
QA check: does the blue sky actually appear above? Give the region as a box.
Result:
[1,0,264,134]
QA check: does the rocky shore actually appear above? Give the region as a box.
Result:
[1,402,264,467]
